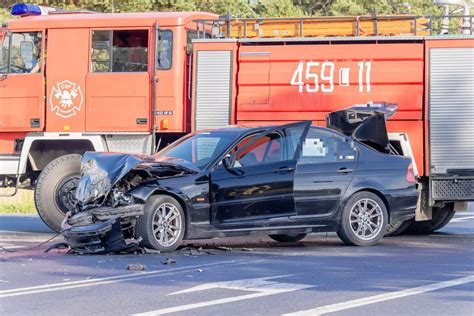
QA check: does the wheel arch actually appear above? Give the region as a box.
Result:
[349,188,391,222]
[140,188,191,239]
[18,134,107,175]
[28,140,94,171]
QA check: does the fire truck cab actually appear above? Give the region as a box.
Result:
[1,4,473,235]
[0,6,216,230]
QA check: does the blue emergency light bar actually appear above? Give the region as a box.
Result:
[11,3,56,16]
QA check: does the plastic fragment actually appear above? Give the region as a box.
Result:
[162,258,176,265]
[214,246,232,251]
[143,248,161,254]
[180,246,212,256]
[127,263,146,271]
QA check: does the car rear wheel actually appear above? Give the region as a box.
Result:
[403,204,455,235]
[337,192,388,246]
[136,195,185,252]
[269,233,307,243]
[34,154,82,232]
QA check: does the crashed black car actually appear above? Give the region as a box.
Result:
[62,107,418,253]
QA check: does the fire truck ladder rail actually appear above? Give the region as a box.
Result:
[194,14,474,39]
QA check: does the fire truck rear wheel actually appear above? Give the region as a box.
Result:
[34,154,82,233]
[403,204,455,235]
[384,219,412,236]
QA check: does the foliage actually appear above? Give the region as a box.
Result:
[0,0,459,22]
[0,189,36,214]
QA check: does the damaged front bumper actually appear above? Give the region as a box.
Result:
[61,204,144,254]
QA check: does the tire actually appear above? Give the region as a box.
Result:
[337,191,388,246]
[385,219,412,237]
[269,233,307,243]
[136,195,185,252]
[403,204,455,235]
[34,154,82,232]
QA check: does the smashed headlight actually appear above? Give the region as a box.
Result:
[75,159,111,206]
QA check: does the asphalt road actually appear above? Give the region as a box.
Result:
[0,209,473,316]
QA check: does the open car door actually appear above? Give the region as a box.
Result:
[210,121,311,225]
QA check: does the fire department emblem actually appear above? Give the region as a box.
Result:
[50,80,83,118]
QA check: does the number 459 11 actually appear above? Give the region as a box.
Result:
[290,61,371,93]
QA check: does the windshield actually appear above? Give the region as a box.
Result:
[156,131,239,170]
[0,31,8,73]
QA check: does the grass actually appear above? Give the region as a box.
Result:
[0,189,36,214]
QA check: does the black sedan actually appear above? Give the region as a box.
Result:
[63,110,418,253]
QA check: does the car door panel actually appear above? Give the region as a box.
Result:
[294,127,358,217]
[295,162,356,217]
[210,121,310,225]
[211,160,297,223]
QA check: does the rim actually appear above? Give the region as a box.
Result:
[349,198,384,241]
[54,176,80,215]
[152,203,182,247]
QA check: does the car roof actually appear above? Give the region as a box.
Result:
[196,123,348,138]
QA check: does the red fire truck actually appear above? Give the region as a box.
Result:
[0,4,473,234]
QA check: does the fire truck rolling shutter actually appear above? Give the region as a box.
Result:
[429,47,474,174]
[194,51,232,130]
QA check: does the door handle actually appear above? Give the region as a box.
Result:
[337,168,353,174]
[276,166,295,173]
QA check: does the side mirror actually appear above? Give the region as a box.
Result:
[20,41,34,64]
[222,154,235,169]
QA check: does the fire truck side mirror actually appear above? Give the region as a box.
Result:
[20,41,34,62]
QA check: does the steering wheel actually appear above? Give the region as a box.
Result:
[10,64,29,73]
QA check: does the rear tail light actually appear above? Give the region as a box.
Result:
[406,163,416,183]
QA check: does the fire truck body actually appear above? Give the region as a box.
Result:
[191,36,474,227]
[0,7,473,233]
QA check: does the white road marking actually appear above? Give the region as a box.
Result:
[0,245,27,249]
[0,259,257,298]
[285,275,474,316]
[450,215,474,223]
[134,275,313,315]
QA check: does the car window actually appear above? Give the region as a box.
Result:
[236,133,282,167]
[1,32,42,74]
[157,30,172,70]
[91,29,148,73]
[300,127,357,164]
[157,131,237,170]
[232,123,309,167]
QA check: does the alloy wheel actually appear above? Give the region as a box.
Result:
[152,202,182,247]
[349,198,384,241]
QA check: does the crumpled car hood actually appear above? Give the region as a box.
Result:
[75,152,198,206]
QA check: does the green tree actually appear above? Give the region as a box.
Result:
[329,0,444,16]
[254,0,303,17]
[0,0,467,24]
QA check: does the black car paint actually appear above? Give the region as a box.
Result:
[63,119,418,252]
[128,133,416,240]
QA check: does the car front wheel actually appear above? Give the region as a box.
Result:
[136,195,185,252]
[337,192,388,246]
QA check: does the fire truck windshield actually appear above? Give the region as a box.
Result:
[0,31,41,74]
[0,31,9,73]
